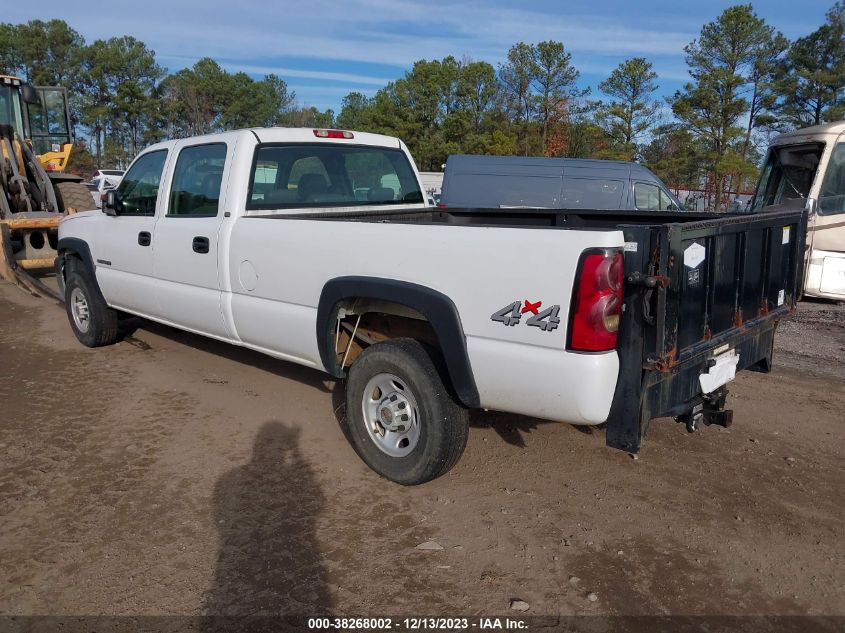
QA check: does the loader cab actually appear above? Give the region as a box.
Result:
[0,75,73,169]
[25,85,72,157]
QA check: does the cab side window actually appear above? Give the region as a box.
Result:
[660,188,679,210]
[819,143,845,215]
[635,182,675,211]
[115,150,168,216]
[168,143,227,217]
[635,182,661,210]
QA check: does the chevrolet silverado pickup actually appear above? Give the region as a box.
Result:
[56,128,807,484]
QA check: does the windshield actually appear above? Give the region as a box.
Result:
[751,142,824,212]
[247,144,424,209]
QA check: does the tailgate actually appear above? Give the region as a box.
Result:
[606,207,808,452]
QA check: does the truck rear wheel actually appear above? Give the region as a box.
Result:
[344,338,469,485]
[64,268,119,347]
[55,181,96,213]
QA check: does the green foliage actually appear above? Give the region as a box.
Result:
[65,141,97,178]
[529,41,586,153]
[498,41,587,156]
[596,58,660,160]
[776,2,845,126]
[1,8,841,208]
[4,20,85,86]
[0,23,24,75]
[336,92,372,130]
[159,60,296,138]
[79,36,164,165]
[335,57,507,170]
[642,124,708,192]
[669,4,782,208]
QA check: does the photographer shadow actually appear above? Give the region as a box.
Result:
[202,421,332,629]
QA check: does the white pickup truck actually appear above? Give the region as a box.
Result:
[56,128,807,484]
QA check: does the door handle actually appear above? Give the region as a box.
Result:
[192,236,210,254]
[138,231,151,246]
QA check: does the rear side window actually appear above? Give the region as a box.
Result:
[635,182,675,211]
[445,173,561,208]
[115,150,168,216]
[168,143,227,216]
[247,144,423,209]
[562,178,624,209]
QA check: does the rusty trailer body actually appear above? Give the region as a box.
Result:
[605,204,808,452]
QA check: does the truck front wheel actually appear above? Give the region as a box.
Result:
[344,338,469,485]
[64,268,119,347]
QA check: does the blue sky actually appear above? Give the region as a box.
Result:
[8,1,837,112]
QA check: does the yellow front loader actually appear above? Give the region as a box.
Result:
[0,75,95,299]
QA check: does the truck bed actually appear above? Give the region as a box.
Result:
[258,204,808,451]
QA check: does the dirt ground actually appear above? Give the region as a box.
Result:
[1,279,843,626]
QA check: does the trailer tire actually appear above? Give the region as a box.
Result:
[55,181,96,213]
[64,269,119,347]
[344,338,469,485]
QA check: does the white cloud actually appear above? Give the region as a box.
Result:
[18,0,824,111]
[206,60,389,86]
[16,0,695,70]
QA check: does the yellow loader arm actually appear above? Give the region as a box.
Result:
[38,142,73,172]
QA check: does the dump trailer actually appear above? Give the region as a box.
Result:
[0,74,94,297]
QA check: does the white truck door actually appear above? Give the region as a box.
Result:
[95,149,168,316]
[152,141,230,338]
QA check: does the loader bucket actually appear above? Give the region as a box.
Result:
[0,217,64,301]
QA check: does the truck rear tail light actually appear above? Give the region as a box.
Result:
[313,129,354,139]
[568,250,624,352]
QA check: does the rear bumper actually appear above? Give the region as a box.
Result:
[466,335,618,424]
[641,320,778,421]
[606,315,783,453]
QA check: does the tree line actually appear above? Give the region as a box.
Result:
[0,22,331,170]
[2,3,843,209]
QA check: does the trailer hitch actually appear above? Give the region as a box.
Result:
[675,388,733,433]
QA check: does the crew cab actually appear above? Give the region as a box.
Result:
[56,128,807,484]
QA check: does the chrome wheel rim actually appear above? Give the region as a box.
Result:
[70,287,91,333]
[362,373,420,457]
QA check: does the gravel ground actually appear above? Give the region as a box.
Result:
[774,298,845,379]
[0,281,843,630]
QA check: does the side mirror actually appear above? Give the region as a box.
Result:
[102,189,119,216]
[20,83,40,105]
[806,197,818,218]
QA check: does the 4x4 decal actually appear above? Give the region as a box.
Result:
[491,300,561,332]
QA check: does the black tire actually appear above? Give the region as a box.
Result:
[345,338,469,485]
[64,268,119,347]
[55,181,96,213]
